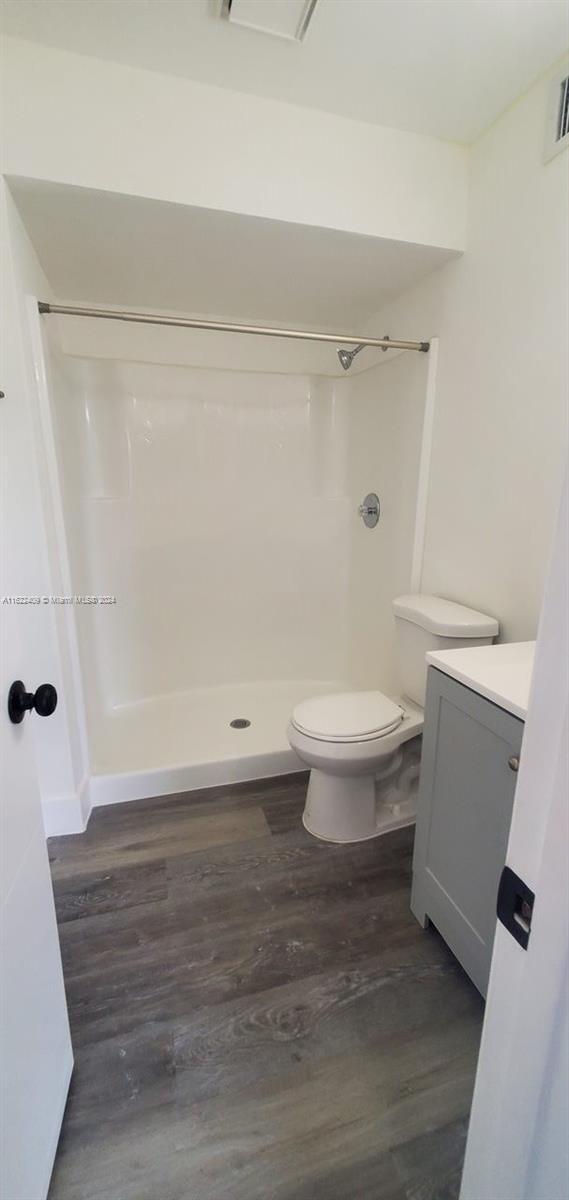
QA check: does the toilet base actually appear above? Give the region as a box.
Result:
[302,736,422,844]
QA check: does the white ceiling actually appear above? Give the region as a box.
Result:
[1,0,567,143]
[9,178,458,329]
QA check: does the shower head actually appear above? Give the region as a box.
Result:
[337,344,365,371]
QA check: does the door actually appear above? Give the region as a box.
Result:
[1,190,73,1199]
[460,470,568,1200]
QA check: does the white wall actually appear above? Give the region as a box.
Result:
[7,178,459,334]
[1,183,89,834]
[362,67,569,642]
[1,36,467,252]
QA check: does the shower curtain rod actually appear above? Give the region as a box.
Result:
[37,302,430,354]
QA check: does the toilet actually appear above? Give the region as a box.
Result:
[288,594,499,843]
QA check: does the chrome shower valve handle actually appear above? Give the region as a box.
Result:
[358,493,380,528]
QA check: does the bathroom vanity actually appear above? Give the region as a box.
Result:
[411,642,535,997]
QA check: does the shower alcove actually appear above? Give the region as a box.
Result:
[15,180,446,811]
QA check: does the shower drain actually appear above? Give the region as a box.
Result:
[230,718,251,729]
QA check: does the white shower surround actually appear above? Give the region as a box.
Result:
[42,322,434,809]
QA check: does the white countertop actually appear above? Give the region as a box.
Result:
[426,641,535,720]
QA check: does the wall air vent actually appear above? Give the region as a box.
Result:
[222,0,319,42]
[544,64,569,162]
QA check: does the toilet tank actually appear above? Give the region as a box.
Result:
[393,594,499,707]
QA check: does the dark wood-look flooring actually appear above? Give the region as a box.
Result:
[47,773,484,1200]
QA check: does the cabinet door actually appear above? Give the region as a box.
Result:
[411,668,523,996]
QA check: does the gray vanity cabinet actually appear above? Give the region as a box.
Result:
[411,667,523,997]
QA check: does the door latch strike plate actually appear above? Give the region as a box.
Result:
[497,866,535,950]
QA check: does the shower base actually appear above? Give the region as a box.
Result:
[89,679,350,808]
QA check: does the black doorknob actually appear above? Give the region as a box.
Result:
[8,680,58,724]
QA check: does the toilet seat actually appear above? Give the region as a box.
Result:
[291,691,404,743]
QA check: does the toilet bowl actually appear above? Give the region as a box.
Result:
[288,594,499,843]
[288,691,423,842]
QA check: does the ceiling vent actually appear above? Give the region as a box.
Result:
[222,0,319,42]
[544,64,569,162]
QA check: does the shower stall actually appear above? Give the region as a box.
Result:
[39,307,432,807]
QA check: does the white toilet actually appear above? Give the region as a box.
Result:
[288,594,499,843]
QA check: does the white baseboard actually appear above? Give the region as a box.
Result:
[90,749,304,808]
[43,752,306,828]
[41,773,92,837]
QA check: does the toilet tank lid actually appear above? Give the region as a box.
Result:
[393,594,499,638]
